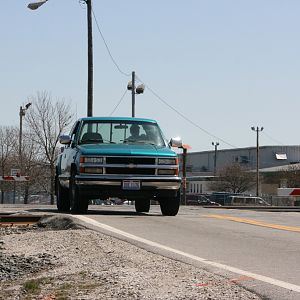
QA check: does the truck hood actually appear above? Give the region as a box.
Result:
[77,144,177,157]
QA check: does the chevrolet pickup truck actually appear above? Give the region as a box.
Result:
[55,117,182,215]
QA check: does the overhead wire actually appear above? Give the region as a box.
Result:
[89,4,237,149]
[109,89,128,116]
[91,7,131,77]
[136,75,237,148]
[89,5,131,117]
[261,131,285,146]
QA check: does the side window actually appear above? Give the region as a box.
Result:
[245,198,253,204]
[70,121,80,144]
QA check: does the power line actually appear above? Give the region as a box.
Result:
[262,131,285,146]
[136,75,237,148]
[88,6,244,149]
[91,8,131,77]
[109,89,128,116]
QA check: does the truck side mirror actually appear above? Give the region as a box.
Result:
[169,137,182,148]
[59,134,72,145]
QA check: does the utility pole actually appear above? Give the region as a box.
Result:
[212,142,219,176]
[86,0,93,117]
[251,126,264,196]
[182,147,187,205]
[131,71,135,117]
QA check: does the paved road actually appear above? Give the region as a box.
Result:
[2,204,300,299]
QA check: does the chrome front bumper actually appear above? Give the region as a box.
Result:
[75,175,181,190]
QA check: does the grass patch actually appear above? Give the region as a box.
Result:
[56,294,69,300]
[23,279,42,294]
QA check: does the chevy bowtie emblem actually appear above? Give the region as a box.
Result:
[128,163,135,168]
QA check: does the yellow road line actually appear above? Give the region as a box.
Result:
[206,214,300,233]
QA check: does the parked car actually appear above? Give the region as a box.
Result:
[55,117,182,215]
[227,195,270,206]
[186,194,221,206]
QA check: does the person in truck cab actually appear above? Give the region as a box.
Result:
[127,124,142,141]
[142,124,164,146]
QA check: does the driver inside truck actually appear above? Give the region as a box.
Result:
[127,124,142,141]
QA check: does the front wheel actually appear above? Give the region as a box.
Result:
[69,171,88,213]
[135,199,150,213]
[159,194,180,216]
[55,176,70,212]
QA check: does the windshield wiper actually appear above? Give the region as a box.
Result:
[123,140,157,146]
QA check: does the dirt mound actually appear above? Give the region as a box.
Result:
[38,215,85,230]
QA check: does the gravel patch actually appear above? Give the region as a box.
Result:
[0,215,262,300]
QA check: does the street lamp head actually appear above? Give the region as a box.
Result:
[261,127,264,131]
[127,81,132,91]
[135,84,145,94]
[25,103,32,109]
[251,126,255,131]
[27,0,48,10]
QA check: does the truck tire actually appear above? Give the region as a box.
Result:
[69,171,88,213]
[56,177,70,212]
[135,199,150,213]
[159,195,180,216]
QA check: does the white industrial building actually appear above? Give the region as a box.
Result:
[179,145,300,200]
[180,145,300,175]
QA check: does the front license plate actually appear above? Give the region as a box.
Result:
[122,180,141,190]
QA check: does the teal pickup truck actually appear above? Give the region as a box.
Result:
[55,117,182,215]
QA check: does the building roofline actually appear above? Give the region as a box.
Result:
[186,145,300,155]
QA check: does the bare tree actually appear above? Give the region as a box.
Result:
[0,126,18,204]
[19,131,45,203]
[279,164,300,188]
[209,163,255,194]
[25,91,73,204]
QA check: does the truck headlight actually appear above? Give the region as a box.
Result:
[82,167,103,174]
[158,158,176,165]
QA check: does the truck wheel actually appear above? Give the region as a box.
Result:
[159,195,180,216]
[69,171,88,213]
[56,177,70,212]
[135,199,150,213]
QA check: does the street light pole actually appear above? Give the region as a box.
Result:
[19,103,31,204]
[19,106,24,169]
[251,126,264,196]
[131,71,136,117]
[28,0,94,117]
[127,71,145,117]
[212,142,219,176]
[19,103,32,173]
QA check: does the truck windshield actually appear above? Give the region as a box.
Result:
[78,121,166,146]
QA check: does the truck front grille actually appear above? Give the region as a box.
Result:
[106,168,155,175]
[104,156,156,175]
[106,157,155,165]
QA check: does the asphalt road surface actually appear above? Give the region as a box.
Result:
[2,204,300,300]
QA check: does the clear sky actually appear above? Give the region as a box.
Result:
[1,1,300,152]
